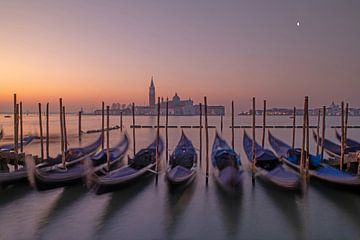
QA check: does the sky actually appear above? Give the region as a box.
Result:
[0,0,359,112]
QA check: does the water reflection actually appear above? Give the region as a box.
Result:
[0,184,32,206]
[0,115,360,239]
[164,179,197,239]
[257,179,304,240]
[311,180,360,235]
[214,180,242,240]
[35,185,87,238]
[95,175,154,235]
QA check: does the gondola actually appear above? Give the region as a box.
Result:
[33,134,118,191]
[2,134,103,189]
[335,130,360,149]
[91,134,129,173]
[312,131,358,159]
[0,135,35,152]
[242,131,300,190]
[166,131,197,187]
[36,134,104,169]
[0,167,28,188]
[211,132,242,192]
[92,136,164,194]
[313,131,360,173]
[269,131,360,187]
[0,135,36,187]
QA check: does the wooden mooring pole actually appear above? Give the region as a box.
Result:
[156,97,160,184]
[204,97,209,185]
[78,110,82,141]
[132,103,136,156]
[316,109,321,155]
[13,94,18,170]
[220,115,223,133]
[38,103,44,161]
[101,101,105,150]
[120,111,123,132]
[199,103,203,168]
[340,101,345,171]
[305,97,309,174]
[231,101,234,150]
[13,94,18,154]
[321,106,326,162]
[63,106,68,152]
[59,98,65,168]
[106,106,110,171]
[252,97,256,183]
[292,107,296,149]
[20,101,23,153]
[300,97,307,175]
[16,104,19,148]
[46,103,49,159]
[345,103,349,169]
[261,100,266,148]
[165,98,169,164]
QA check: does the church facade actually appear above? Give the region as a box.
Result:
[94,77,225,116]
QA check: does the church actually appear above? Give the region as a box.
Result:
[95,77,225,116]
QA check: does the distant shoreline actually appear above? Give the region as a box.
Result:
[1,113,359,117]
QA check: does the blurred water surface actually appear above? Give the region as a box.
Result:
[0,114,360,240]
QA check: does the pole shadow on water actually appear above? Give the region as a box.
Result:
[257,179,304,240]
[95,175,154,236]
[0,184,32,206]
[214,178,243,240]
[311,180,360,234]
[35,185,87,238]
[164,179,197,239]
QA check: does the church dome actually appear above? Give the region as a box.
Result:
[172,93,180,102]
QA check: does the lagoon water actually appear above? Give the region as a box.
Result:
[0,114,360,240]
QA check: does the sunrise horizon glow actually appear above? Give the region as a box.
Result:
[1,0,359,113]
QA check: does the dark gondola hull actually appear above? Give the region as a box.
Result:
[335,130,360,149]
[255,167,301,190]
[0,168,28,187]
[243,131,300,190]
[269,131,360,188]
[211,133,243,193]
[33,134,128,191]
[33,164,85,191]
[93,136,164,194]
[37,134,104,168]
[93,163,156,194]
[167,132,197,188]
[0,135,35,152]
[165,166,196,188]
[34,154,126,191]
[34,173,83,191]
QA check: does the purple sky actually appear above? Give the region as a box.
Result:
[0,0,359,112]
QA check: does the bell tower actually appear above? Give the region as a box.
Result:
[149,76,155,107]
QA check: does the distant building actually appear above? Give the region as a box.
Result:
[149,77,155,107]
[326,102,341,116]
[239,101,360,116]
[93,77,225,116]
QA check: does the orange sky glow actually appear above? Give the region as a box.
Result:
[1,1,359,112]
